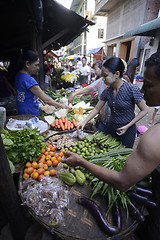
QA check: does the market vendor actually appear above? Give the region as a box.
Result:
[68,60,110,133]
[63,52,160,240]
[14,50,67,116]
[78,56,148,148]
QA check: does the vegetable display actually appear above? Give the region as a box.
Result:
[1,128,46,164]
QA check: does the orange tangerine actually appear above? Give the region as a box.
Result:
[25,162,32,168]
[24,168,28,173]
[52,159,59,167]
[23,173,30,180]
[37,168,45,175]
[54,153,59,158]
[43,164,48,170]
[39,158,45,164]
[38,174,45,182]
[38,162,44,169]
[44,171,50,177]
[41,148,46,154]
[46,155,51,160]
[31,171,39,179]
[27,167,34,174]
[46,160,52,167]
[51,156,56,162]
[50,169,56,176]
[32,162,38,169]
[57,156,62,162]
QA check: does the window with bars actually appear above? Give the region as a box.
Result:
[98,29,104,39]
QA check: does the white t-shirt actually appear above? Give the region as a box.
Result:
[45,75,49,84]
[80,65,91,75]
[77,61,82,68]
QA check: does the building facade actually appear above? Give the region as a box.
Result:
[66,0,107,59]
[95,0,160,73]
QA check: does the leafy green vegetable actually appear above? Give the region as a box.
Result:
[8,160,15,174]
[1,128,46,165]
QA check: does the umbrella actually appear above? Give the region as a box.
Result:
[66,55,79,60]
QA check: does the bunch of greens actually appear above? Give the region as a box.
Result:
[80,94,99,107]
[84,147,134,216]
[1,128,46,165]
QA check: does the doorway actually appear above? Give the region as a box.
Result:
[119,39,134,62]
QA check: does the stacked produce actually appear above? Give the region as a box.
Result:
[50,116,77,131]
[23,143,65,181]
[47,134,75,149]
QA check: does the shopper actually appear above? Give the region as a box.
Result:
[79,56,91,85]
[14,50,67,116]
[78,56,148,148]
[68,60,110,132]
[123,58,139,83]
[63,52,160,240]
[44,68,52,90]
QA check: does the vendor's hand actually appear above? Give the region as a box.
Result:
[60,104,68,109]
[68,93,75,105]
[116,125,129,136]
[77,121,86,130]
[62,151,84,167]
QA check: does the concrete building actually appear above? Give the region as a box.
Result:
[95,0,160,73]
[66,0,107,60]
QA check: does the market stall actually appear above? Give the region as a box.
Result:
[1,89,157,239]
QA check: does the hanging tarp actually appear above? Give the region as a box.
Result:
[88,47,105,60]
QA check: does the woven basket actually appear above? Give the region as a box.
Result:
[5,114,50,135]
[18,168,145,240]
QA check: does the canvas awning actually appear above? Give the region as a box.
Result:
[123,18,160,37]
[0,0,94,61]
[88,47,105,60]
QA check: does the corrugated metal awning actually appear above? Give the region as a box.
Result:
[123,18,160,37]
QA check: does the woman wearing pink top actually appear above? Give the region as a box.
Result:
[68,60,110,133]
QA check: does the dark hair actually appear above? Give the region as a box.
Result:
[17,50,39,71]
[45,67,50,74]
[92,60,102,69]
[77,57,81,61]
[82,56,87,60]
[103,56,124,78]
[124,58,139,83]
[145,52,160,78]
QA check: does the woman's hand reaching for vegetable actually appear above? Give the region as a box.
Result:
[116,125,129,136]
[68,93,75,105]
[62,151,84,167]
[77,121,86,130]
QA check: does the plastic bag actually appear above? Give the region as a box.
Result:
[21,177,69,226]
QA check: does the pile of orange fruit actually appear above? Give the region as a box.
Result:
[23,143,65,181]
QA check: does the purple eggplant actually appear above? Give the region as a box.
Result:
[135,186,153,197]
[78,197,120,235]
[127,200,144,222]
[127,191,158,208]
[112,203,122,231]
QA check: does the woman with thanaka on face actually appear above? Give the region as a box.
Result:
[62,52,160,239]
[68,60,110,132]
[14,50,67,116]
[78,56,148,148]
